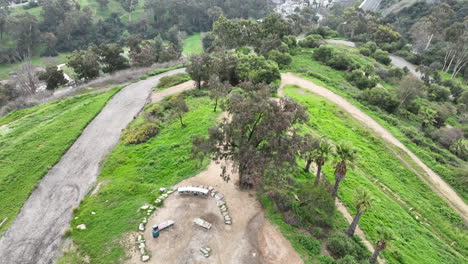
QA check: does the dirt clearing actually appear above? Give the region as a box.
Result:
[127,161,303,264]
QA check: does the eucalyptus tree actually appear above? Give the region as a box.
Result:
[332,142,358,197]
[207,75,232,112]
[346,189,374,236]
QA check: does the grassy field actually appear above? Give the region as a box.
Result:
[0,52,70,80]
[284,85,467,264]
[285,48,467,202]
[11,0,147,22]
[182,33,203,56]
[0,87,122,233]
[58,95,219,263]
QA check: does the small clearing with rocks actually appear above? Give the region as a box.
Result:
[127,161,303,264]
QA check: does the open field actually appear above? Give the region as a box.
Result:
[0,87,122,233]
[59,95,220,263]
[182,33,203,56]
[0,52,70,80]
[284,48,467,202]
[283,85,467,264]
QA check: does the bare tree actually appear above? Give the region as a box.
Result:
[14,58,41,95]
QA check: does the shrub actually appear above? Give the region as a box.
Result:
[122,123,160,144]
[299,34,323,48]
[372,49,391,65]
[359,47,372,56]
[293,183,335,228]
[156,73,191,90]
[335,255,359,264]
[327,53,356,71]
[347,70,379,89]
[318,256,335,264]
[431,127,463,148]
[359,87,399,113]
[427,84,451,102]
[267,50,292,69]
[314,46,334,63]
[295,234,321,256]
[327,232,370,261]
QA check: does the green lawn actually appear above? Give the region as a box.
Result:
[0,87,122,233]
[182,33,203,56]
[58,95,219,263]
[0,52,70,80]
[285,48,467,202]
[154,72,191,91]
[284,85,467,264]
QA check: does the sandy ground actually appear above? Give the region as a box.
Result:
[128,161,303,264]
[0,68,188,264]
[279,73,468,222]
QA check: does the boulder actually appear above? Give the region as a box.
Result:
[160,188,167,193]
[142,255,150,262]
[138,242,145,249]
[139,223,145,231]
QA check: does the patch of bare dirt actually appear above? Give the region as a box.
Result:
[150,81,195,103]
[127,161,303,264]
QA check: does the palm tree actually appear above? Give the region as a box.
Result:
[346,189,374,236]
[332,142,358,197]
[370,227,395,263]
[313,138,333,185]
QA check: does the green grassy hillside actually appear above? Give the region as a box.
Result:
[59,94,219,263]
[284,85,467,264]
[285,46,467,202]
[0,87,122,232]
[182,33,203,56]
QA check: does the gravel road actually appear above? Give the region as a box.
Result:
[280,73,468,222]
[0,68,187,264]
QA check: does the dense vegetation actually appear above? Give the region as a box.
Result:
[59,93,219,263]
[0,86,122,232]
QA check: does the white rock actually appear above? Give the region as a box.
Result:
[142,255,150,262]
[140,247,145,255]
[139,242,145,249]
[76,224,86,230]
[208,186,214,191]
[91,211,96,215]
[142,218,147,224]
[167,190,174,194]
[140,205,149,210]
[74,217,79,220]
[139,223,145,231]
[162,194,168,198]
[216,200,226,207]
[215,193,224,200]
[160,187,167,193]
[137,235,143,241]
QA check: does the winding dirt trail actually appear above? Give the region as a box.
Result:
[0,68,187,264]
[279,73,468,222]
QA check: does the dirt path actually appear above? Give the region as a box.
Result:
[129,161,303,264]
[335,199,383,264]
[279,73,468,222]
[0,68,187,264]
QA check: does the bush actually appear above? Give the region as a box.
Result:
[267,50,292,69]
[295,234,321,256]
[156,73,191,90]
[431,127,464,148]
[318,256,335,264]
[347,70,379,89]
[314,46,334,63]
[372,49,391,65]
[359,87,399,112]
[327,232,370,261]
[293,183,336,228]
[427,84,451,102]
[359,47,372,57]
[299,34,323,48]
[122,123,160,144]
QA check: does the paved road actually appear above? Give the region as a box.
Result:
[324,39,422,78]
[280,73,468,222]
[0,68,187,264]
